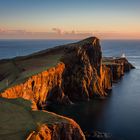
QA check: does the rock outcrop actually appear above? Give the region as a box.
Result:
[103,57,135,82]
[61,37,111,100]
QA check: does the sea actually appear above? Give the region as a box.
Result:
[0,39,140,140]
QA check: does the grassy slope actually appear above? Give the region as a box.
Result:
[0,46,65,92]
[0,98,69,140]
[102,57,119,65]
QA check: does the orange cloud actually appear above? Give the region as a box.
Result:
[52,28,63,34]
[0,28,140,39]
[0,28,93,39]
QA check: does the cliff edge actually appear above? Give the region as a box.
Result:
[0,37,134,140]
[0,37,113,107]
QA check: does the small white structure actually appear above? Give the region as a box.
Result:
[121,53,126,58]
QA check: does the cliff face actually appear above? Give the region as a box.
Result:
[101,65,112,92]
[27,119,85,140]
[103,57,135,82]
[1,63,67,108]
[114,57,135,72]
[0,98,85,140]
[61,37,111,100]
[1,37,112,107]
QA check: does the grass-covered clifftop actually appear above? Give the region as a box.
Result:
[0,98,85,140]
[0,47,63,92]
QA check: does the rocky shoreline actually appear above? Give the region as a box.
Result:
[0,37,134,140]
[84,130,112,140]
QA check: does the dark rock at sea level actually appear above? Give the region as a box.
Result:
[85,130,112,140]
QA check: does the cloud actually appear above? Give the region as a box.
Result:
[0,28,140,39]
[0,29,31,35]
[0,28,93,39]
[52,28,62,34]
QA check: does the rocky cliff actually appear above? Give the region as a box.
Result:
[1,63,66,109]
[103,57,135,82]
[0,37,134,140]
[1,37,114,108]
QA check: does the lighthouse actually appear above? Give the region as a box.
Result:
[121,53,125,58]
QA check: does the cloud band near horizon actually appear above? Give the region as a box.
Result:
[0,28,140,40]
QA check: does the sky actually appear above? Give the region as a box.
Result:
[0,0,140,39]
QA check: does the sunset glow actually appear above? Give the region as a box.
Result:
[0,0,140,39]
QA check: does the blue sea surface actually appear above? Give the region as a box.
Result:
[0,39,140,140]
[0,39,75,59]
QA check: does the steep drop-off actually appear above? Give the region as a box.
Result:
[103,57,135,82]
[1,37,114,108]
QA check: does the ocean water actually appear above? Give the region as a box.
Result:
[0,39,75,59]
[0,39,140,140]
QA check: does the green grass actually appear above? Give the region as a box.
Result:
[0,51,63,92]
[0,98,69,140]
[0,61,20,92]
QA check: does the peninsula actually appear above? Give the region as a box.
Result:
[0,37,134,140]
